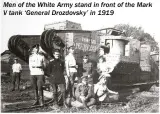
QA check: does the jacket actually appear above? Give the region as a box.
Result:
[46,59,65,84]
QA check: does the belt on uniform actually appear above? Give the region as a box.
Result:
[32,66,43,68]
[69,66,76,68]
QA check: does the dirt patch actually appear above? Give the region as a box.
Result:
[1,74,159,113]
[1,74,34,103]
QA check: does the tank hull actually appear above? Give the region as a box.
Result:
[6,30,159,89]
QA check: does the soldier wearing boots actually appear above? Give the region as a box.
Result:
[11,58,22,91]
[65,46,78,98]
[46,49,67,109]
[29,44,46,106]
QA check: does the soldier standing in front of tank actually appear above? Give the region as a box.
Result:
[65,46,78,98]
[11,58,22,91]
[46,49,67,109]
[29,44,46,106]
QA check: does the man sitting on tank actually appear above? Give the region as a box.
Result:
[97,56,118,94]
[94,74,118,103]
[65,76,96,110]
[97,56,109,76]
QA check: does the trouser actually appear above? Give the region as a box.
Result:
[67,72,77,98]
[51,84,66,105]
[30,75,44,102]
[12,72,21,90]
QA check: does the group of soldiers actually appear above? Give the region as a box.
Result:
[11,44,118,110]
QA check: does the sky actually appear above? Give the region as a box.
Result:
[1,0,160,53]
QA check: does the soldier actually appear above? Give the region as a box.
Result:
[99,44,110,57]
[74,76,96,109]
[99,46,105,57]
[97,56,110,76]
[82,55,93,84]
[97,47,114,89]
[65,46,77,98]
[29,44,46,106]
[46,49,67,109]
[11,58,22,91]
[94,75,118,102]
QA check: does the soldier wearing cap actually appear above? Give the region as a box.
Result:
[65,46,78,98]
[29,44,46,106]
[46,49,67,109]
[11,58,22,91]
[94,74,118,102]
[82,55,93,84]
[99,44,110,57]
[74,76,96,109]
[98,45,110,65]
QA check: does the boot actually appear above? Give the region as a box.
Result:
[32,100,39,106]
[39,96,44,106]
[50,93,59,110]
[72,85,75,99]
[32,90,39,106]
[11,82,15,91]
[82,101,90,110]
[39,90,44,106]
[62,92,69,108]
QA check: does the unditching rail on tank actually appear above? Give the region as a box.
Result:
[8,31,66,62]
[40,29,65,57]
[8,35,30,63]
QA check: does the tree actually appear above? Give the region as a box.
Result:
[114,24,159,51]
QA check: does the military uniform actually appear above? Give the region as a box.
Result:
[82,61,93,84]
[29,53,46,106]
[75,82,95,108]
[83,62,93,76]
[46,58,66,106]
[65,53,77,97]
[47,59,65,84]
[12,60,22,91]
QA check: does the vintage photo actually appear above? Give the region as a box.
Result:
[1,20,159,113]
[1,0,159,113]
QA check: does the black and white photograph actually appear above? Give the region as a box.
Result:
[1,0,159,113]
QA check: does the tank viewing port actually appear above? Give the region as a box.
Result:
[100,35,129,56]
